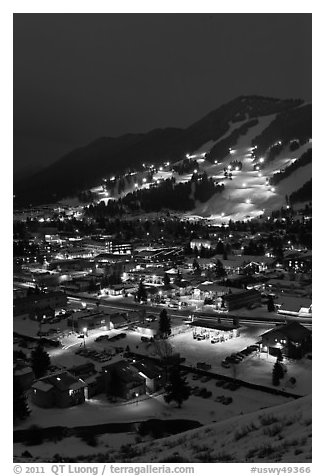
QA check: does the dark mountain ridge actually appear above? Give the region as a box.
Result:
[14,95,304,207]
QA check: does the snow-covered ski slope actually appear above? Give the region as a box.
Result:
[185,115,312,223]
[92,112,311,222]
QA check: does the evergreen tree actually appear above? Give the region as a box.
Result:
[31,344,51,379]
[163,272,170,287]
[164,366,191,408]
[193,258,201,275]
[272,360,284,386]
[13,378,30,423]
[159,309,171,339]
[137,281,147,302]
[216,240,224,254]
[88,278,97,292]
[267,295,276,312]
[215,259,226,278]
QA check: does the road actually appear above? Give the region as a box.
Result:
[67,294,312,329]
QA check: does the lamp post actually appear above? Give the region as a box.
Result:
[135,392,139,405]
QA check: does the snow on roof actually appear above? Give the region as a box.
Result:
[32,381,53,392]
[14,366,33,377]
[261,322,311,341]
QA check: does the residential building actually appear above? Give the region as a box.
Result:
[260,322,312,359]
[221,289,261,311]
[131,360,165,393]
[31,371,87,408]
[102,360,146,400]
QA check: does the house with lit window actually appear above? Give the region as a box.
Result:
[31,371,87,408]
[68,362,103,398]
[260,322,311,359]
[283,251,312,273]
[130,359,165,393]
[102,360,146,400]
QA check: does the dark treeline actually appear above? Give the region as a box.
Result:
[205,119,259,163]
[172,158,199,175]
[290,179,312,204]
[252,104,311,160]
[86,173,224,216]
[270,149,312,186]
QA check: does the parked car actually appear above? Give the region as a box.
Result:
[141,336,150,342]
[95,335,109,342]
[197,362,211,370]
[221,360,231,369]
[241,348,252,355]
[192,387,202,396]
[200,388,212,398]
[228,381,241,391]
[200,375,210,383]
[215,395,226,403]
[222,396,233,405]
[248,344,260,351]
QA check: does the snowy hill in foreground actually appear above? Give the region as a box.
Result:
[129,395,312,463]
[13,395,311,463]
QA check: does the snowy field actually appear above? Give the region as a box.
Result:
[129,395,312,463]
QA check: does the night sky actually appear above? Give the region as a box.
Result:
[13,13,311,173]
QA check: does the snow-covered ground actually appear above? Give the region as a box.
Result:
[169,329,311,395]
[14,313,311,396]
[129,395,312,463]
[14,394,311,463]
[16,379,292,431]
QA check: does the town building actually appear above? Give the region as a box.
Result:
[13,291,67,318]
[131,359,165,393]
[221,289,261,311]
[14,361,34,391]
[67,309,110,333]
[31,371,87,408]
[260,322,312,359]
[102,360,146,400]
[68,362,103,398]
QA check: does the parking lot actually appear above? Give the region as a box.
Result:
[170,324,267,370]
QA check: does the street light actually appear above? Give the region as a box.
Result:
[135,392,139,405]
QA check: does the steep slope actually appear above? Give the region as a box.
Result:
[14,96,303,206]
[128,395,312,463]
